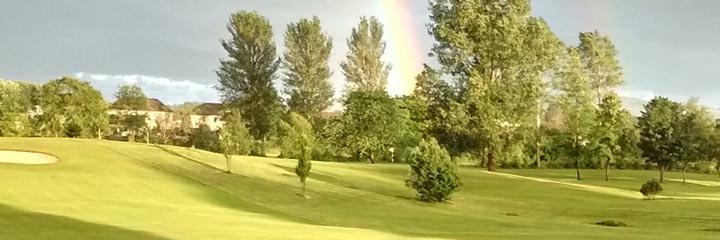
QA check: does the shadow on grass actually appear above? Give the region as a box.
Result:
[0,203,170,240]
[153,145,223,172]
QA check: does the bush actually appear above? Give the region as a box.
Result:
[596,220,627,227]
[640,179,663,199]
[406,138,462,202]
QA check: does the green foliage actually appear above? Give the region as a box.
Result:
[39,77,108,138]
[405,138,462,202]
[335,91,404,163]
[192,124,219,153]
[428,0,561,171]
[278,112,315,196]
[0,80,35,137]
[638,96,682,182]
[112,85,149,142]
[639,179,663,199]
[219,109,252,172]
[282,16,334,118]
[112,85,149,111]
[555,48,597,179]
[594,93,637,178]
[295,133,313,197]
[279,112,315,159]
[578,31,623,105]
[340,16,391,92]
[217,11,283,146]
[674,99,716,182]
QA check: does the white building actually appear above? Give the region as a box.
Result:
[190,103,224,131]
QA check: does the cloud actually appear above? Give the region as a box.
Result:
[75,72,219,105]
[616,88,656,101]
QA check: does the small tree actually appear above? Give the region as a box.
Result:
[112,84,149,142]
[219,110,252,173]
[640,179,663,200]
[279,112,315,197]
[406,138,462,202]
[295,134,312,198]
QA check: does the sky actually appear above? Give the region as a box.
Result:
[1,0,719,107]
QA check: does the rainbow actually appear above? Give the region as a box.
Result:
[380,0,425,96]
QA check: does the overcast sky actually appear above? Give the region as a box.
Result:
[1,0,719,107]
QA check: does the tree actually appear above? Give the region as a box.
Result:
[638,96,682,183]
[192,123,219,152]
[278,112,314,197]
[674,99,715,184]
[524,18,564,168]
[578,31,623,105]
[595,93,632,181]
[406,138,461,202]
[279,112,315,159]
[283,17,334,118]
[640,179,662,200]
[219,110,252,173]
[428,0,560,171]
[216,11,283,155]
[555,48,597,180]
[112,85,149,142]
[39,77,108,138]
[0,80,32,137]
[336,91,403,163]
[340,16,391,92]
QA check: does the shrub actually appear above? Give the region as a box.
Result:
[640,179,663,199]
[405,138,462,202]
[596,220,627,227]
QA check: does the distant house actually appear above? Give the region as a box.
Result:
[191,103,224,131]
[108,98,175,135]
[145,98,174,129]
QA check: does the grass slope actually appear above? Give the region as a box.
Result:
[0,138,719,239]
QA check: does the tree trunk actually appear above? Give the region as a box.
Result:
[575,137,582,181]
[605,157,610,182]
[369,151,375,164]
[682,162,689,185]
[487,152,496,172]
[302,181,306,197]
[716,161,720,178]
[659,165,664,183]
[226,155,232,173]
[536,99,542,169]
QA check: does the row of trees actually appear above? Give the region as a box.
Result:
[213,1,720,201]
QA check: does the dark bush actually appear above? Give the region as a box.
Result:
[596,220,627,227]
[640,179,663,199]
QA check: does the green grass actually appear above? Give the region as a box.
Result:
[1,138,719,239]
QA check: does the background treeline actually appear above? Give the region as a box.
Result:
[3,0,720,183]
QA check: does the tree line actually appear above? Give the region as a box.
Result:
[3,0,720,201]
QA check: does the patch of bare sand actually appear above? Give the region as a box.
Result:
[0,151,58,164]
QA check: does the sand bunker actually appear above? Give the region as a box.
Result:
[0,151,58,165]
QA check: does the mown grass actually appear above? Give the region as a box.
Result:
[0,138,719,239]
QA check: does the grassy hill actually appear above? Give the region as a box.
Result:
[0,138,719,239]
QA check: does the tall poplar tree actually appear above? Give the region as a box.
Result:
[340,16,391,92]
[283,16,334,118]
[578,31,623,105]
[216,11,283,152]
[555,48,597,181]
